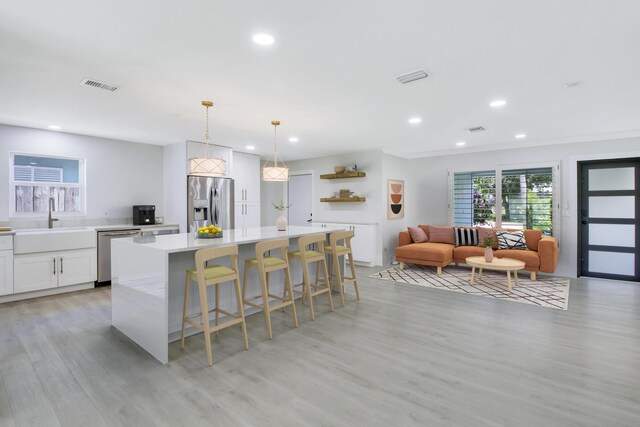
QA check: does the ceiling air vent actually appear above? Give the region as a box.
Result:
[396,70,429,84]
[80,78,119,92]
[466,126,487,133]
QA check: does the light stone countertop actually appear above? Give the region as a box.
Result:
[115,225,345,254]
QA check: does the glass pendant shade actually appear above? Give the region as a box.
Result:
[187,100,226,177]
[262,120,289,182]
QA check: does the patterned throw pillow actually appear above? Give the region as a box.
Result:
[454,227,478,246]
[407,226,428,243]
[495,230,527,250]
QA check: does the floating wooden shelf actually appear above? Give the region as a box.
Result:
[320,197,366,203]
[320,172,366,179]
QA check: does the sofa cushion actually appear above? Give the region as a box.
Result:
[453,245,485,261]
[454,227,478,246]
[495,230,527,250]
[428,226,455,244]
[407,226,428,243]
[395,242,454,263]
[477,227,499,249]
[524,229,543,251]
[495,249,540,269]
[418,224,430,238]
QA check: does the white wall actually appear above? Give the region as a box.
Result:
[285,150,383,225]
[381,153,409,265]
[0,124,164,226]
[406,137,640,277]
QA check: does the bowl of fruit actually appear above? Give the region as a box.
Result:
[197,225,223,239]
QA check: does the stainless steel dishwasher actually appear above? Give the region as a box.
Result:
[97,229,141,284]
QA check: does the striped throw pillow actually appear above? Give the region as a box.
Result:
[454,227,479,247]
[495,230,527,250]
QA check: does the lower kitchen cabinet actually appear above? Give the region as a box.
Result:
[0,250,13,296]
[315,222,378,265]
[14,248,97,293]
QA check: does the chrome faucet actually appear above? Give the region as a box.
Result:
[48,197,59,228]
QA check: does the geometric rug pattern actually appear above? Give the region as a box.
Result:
[370,264,570,310]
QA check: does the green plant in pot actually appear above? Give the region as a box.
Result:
[272,200,292,231]
[482,236,496,262]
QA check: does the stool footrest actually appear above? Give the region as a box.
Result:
[184,316,244,333]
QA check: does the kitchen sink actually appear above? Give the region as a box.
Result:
[15,227,94,233]
[14,228,96,254]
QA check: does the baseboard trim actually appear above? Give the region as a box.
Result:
[0,282,95,303]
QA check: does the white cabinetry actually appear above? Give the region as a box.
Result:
[233,151,261,228]
[0,236,13,296]
[315,222,378,266]
[14,249,97,293]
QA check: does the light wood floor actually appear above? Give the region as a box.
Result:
[1,266,639,427]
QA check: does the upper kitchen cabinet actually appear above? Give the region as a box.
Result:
[232,151,261,203]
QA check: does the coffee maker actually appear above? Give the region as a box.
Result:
[132,205,156,225]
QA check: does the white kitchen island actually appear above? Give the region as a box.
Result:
[111,225,344,364]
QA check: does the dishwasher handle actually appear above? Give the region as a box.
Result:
[100,230,141,237]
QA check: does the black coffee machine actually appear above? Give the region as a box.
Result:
[133,205,156,225]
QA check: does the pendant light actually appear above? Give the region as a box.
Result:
[188,100,226,176]
[262,120,289,181]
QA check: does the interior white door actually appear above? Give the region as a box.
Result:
[288,173,313,226]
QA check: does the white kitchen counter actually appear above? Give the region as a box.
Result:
[111,225,344,364]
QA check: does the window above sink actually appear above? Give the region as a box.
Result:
[10,153,86,217]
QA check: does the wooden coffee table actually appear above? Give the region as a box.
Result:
[465,256,526,292]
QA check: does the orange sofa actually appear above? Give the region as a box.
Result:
[395,225,558,280]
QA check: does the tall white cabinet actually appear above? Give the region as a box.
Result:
[0,236,13,296]
[233,151,261,228]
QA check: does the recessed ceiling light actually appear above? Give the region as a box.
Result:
[288,137,299,143]
[456,141,466,146]
[408,117,422,124]
[48,125,61,130]
[252,34,274,45]
[29,162,37,165]
[246,145,255,150]
[489,100,507,108]
[515,133,527,139]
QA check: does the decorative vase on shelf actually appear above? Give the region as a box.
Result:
[276,213,288,231]
[484,246,494,263]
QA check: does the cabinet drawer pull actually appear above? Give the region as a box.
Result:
[60,257,63,274]
[53,258,56,275]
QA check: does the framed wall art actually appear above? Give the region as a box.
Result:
[387,179,404,219]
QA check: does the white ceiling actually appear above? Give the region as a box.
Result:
[1,0,639,160]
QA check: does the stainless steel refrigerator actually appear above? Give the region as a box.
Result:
[187,176,234,232]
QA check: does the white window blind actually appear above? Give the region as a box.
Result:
[453,171,496,227]
[501,167,554,235]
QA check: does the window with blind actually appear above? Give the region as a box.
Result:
[452,171,497,227]
[451,165,558,236]
[501,167,553,235]
[10,153,85,216]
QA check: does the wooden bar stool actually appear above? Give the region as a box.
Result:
[288,233,334,320]
[180,245,249,366]
[242,238,298,339]
[324,230,361,307]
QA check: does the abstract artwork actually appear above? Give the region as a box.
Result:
[387,179,404,219]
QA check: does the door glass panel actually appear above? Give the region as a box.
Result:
[589,167,635,191]
[589,196,635,218]
[589,251,635,276]
[589,224,635,247]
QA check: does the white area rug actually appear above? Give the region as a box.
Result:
[370,265,570,310]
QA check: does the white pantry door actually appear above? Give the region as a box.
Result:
[288,174,313,226]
